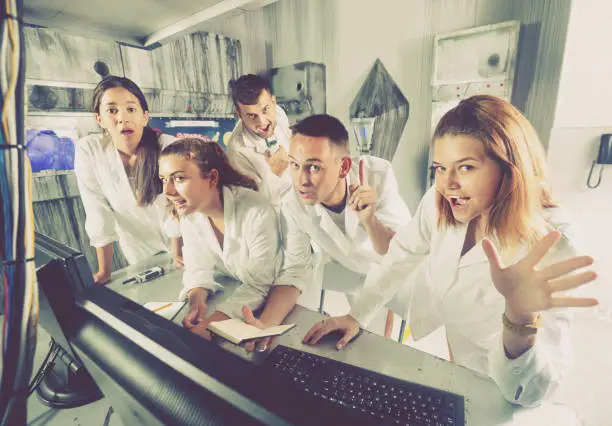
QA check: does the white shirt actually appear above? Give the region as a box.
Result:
[325,204,347,234]
[178,186,290,319]
[351,186,581,407]
[276,155,412,287]
[226,105,293,207]
[74,132,176,265]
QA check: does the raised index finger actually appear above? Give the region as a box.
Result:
[359,159,365,186]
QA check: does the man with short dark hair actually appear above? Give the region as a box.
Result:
[227,74,292,207]
[275,114,412,338]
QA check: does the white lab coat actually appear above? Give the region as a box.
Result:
[226,105,293,207]
[276,155,412,289]
[351,186,581,407]
[74,132,176,265]
[177,186,289,319]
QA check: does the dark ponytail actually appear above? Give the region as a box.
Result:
[92,75,162,206]
[160,138,258,192]
[133,127,162,205]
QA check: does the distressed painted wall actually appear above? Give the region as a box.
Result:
[230,0,571,211]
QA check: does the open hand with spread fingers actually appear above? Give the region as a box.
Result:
[482,230,598,320]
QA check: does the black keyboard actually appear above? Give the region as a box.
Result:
[263,345,464,426]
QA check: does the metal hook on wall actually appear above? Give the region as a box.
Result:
[586,134,612,189]
[587,160,604,189]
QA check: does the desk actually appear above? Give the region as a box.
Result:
[110,254,570,426]
[22,254,587,425]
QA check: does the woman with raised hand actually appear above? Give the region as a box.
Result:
[303,95,599,407]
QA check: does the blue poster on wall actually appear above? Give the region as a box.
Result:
[26,128,77,172]
[148,117,237,150]
[25,117,238,173]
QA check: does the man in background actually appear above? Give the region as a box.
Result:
[227,74,292,208]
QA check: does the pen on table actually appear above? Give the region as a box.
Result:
[152,302,173,313]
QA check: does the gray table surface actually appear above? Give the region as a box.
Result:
[22,254,589,425]
[106,254,581,426]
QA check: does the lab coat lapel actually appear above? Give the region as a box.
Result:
[221,187,239,262]
[432,225,466,298]
[104,135,137,206]
[459,241,488,268]
[190,212,221,257]
[313,203,352,257]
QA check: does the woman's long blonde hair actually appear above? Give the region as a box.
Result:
[433,95,556,253]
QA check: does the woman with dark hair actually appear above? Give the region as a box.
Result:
[74,76,177,284]
[159,139,301,350]
[304,95,599,406]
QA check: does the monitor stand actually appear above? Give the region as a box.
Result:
[36,347,103,409]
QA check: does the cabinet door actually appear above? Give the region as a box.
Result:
[432,20,520,100]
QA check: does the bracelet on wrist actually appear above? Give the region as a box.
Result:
[502,312,541,336]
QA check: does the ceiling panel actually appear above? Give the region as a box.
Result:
[24,0,225,42]
[23,0,280,46]
[23,0,72,21]
[64,0,226,35]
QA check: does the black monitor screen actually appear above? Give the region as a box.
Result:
[34,232,94,361]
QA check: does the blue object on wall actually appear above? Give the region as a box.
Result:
[26,129,76,172]
[148,117,237,149]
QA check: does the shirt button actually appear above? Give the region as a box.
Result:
[511,366,522,375]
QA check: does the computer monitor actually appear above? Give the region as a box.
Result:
[36,233,369,425]
[35,233,92,359]
[34,232,104,408]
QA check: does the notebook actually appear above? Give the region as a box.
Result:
[207,318,296,345]
[143,301,186,321]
